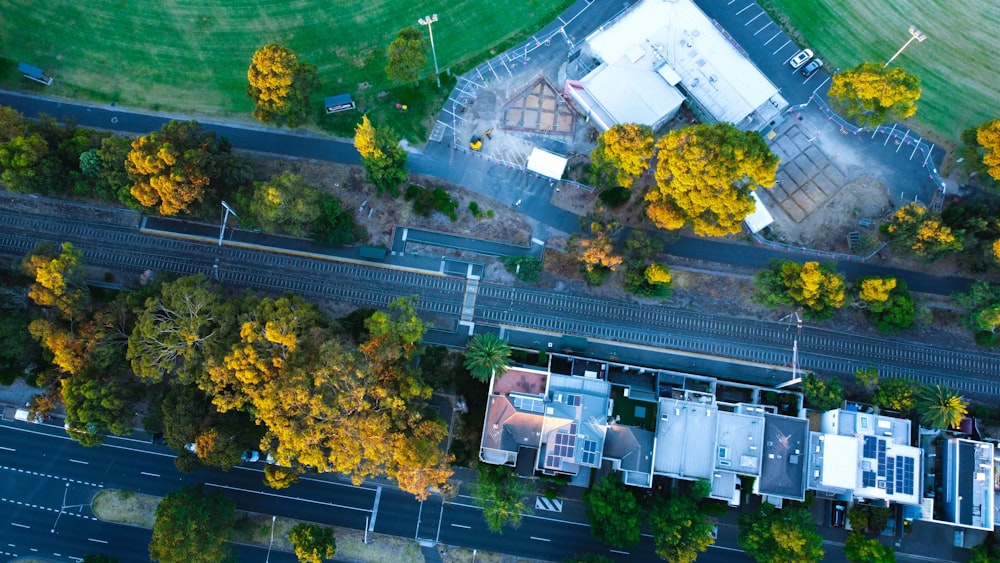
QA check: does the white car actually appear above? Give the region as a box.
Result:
[789,48,814,69]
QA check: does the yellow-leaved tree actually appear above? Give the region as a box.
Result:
[858,277,896,304]
[647,123,778,237]
[884,202,963,259]
[21,242,88,320]
[755,260,844,320]
[590,123,655,188]
[645,263,672,285]
[828,62,921,126]
[247,44,318,127]
[126,120,220,215]
[976,119,1000,182]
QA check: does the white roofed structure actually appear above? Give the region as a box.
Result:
[744,191,775,233]
[526,148,568,180]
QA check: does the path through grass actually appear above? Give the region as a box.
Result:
[762,0,1000,144]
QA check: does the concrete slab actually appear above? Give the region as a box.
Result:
[771,182,789,202]
[792,189,819,212]
[813,173,838,197]
[803,145,823,161]
[798,156,819,178]
[802,181,827,205]
[785,162,808,185]
[824,166,847,186]
[782,199,807,222]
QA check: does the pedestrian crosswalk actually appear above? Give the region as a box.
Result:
[535,496,563,512]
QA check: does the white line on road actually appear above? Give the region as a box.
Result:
[530,536,551,542]
[206,482,370,513]
[11,523,29,529]
[451,524,471,529]
[763,31,782,45]
[755,22,772,35]
[68,459,88,465]
[87,538,108,544]
[448,500,591,528]
[140,472,159,477]
[744,12,764,25]
[610,550,630,555]
[0,446,14,452]
[772,40,791,55]
[735,3,753,15]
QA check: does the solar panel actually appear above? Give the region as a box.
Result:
[886,457,895,492]
[567,394,582,406]
[877,440,887,476]
[863,436,877,458]
[568,423,578,435]
[903,457,915,495]
[545,455,560,468]
[863,471,877,488]
[583,440,598,454]
[567,435,576,447]
[582,452,597,465]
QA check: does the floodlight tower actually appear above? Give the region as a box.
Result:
[418,14,441,88]
[884,26,927,68]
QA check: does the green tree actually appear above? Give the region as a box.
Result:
[473,464,532,533]
[828,62,921,126]
[126,120,225,215]
[872,378,918,413]
[128,275,231,385]
[954,280,1000,345]
[647,123,778,237]
[62,374,141,445]
[883,203,964,259]
[0,288,32,378]
[971,532,1000,563]
[21,241,89,320]
[590,123,655,189]
[802,373,842,411]
[312,193,365,246]
[844,531,895,563]
[95,135,139,207]
[289,523,336,563]
[855,366,879,391]
[149,485,236,563]
[247,44,318,127]
[250,171,321,236]
[738,503,823,563]
[160,383,257,472]
[385,27,427,84]
[0,132,48,193]
[583,474,640,548]
[464,333,512,383]
[650,495,715,563]
[354,116,408,196]
[753,260,845,320]
[918,385,968,430]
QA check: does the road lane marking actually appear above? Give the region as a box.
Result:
[610,550,630,555]
[735,3,753,15]
[744,12,764,25]
[0,446,14,452]
[11,523,29,529]
[140,472,160,477]
[68,459,88,465]
[205,482,370,513]
[87,538,108,544]
[451,524,471,529]
[755,22,771,35]
[763,31,782,45]
[530,536,551,542]
[772,40,791,55]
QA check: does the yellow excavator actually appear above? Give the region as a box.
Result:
[469,127,494,151]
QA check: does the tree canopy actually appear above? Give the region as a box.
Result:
[872,378,918,413]
[473,464,532,532]
[583,474,641,548]
[385,27,428,84]
[650,494,715,563]
[590,123,655,189]
[884,203,963,259]
[753,260,845,320]
[855,277,916,333]
[802,373,843,411]
[738,503,824,563]
[149,485,236,563]
[354,116,408,196]
[647,123,778,237]
[844,531,896,563]
[464,333,512,383]
[828,62,921,126]
[918,385,968,430]
[247,44,318,127]
[289,523,337,563]
[250,171,322,236]
[125,120,223,215]
[22,241,89,320]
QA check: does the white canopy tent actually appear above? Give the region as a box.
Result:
[526,148,568,180]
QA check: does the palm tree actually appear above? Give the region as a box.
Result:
[918,385,968,430]
[463,333,511,383]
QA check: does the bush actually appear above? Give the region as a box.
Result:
[598,186,631,207]
[406,185,459,217]
[502,256,543,282]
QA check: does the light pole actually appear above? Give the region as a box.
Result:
[265,515,276,562]
[218,200,240,246]
[418,14,440,88]
[884,25,926,68]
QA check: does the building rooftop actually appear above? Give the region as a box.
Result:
[715,410,766,475]
[808,430,923,506]
[654,397,718,480]
[822,408,911,445]
[583,0,785,129]
[604,424,655,487]
[758,413,809,500]
[943,438,994,530]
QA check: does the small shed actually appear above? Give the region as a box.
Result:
[324,93,356,114]
[526,148,568,180]
[18,62,53,85]
[744,191,774,234]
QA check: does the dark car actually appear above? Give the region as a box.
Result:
[802,58,824,77]
[831,500,847,527]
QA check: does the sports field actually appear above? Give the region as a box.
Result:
[763,0,1000,144]
[0,1,572,136]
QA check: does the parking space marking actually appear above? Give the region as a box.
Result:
[763,31,783,45]
[735,3,754,15]
[754,22,772,35]
[744,12,764,26]
[772,40,792,55]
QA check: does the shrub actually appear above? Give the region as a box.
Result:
[502,256,543,282]
[598,186,631,207]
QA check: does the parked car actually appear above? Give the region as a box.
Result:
[802,58,824,77]
[184,442,197,454]
[241,450,260,463]
[15,408,43,424]
[789,48,814,69]
[831,500,847,528]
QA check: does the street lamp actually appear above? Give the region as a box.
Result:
[884,25,926,68]
[218,200,240,246]
[418,14,441,88]
[265,515,276,562]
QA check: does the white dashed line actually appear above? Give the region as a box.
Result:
[763,31,782,45]
[755,22,771,35]
[735,3,753,15]
[530,536,551,542]
[773,40,792,55]
[744,12,764,25]
[11,523,29,529]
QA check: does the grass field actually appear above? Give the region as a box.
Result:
[0,0,572,140]
[762,0,1000,145]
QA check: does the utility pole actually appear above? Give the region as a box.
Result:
[776,308,803,389]
[218,200,240,246]
[884,26,926,68]
[418,14,441,88]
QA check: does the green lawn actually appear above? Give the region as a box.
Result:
[0,0,572,139]
[763,0,1000,144]
[610,385,658,431]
